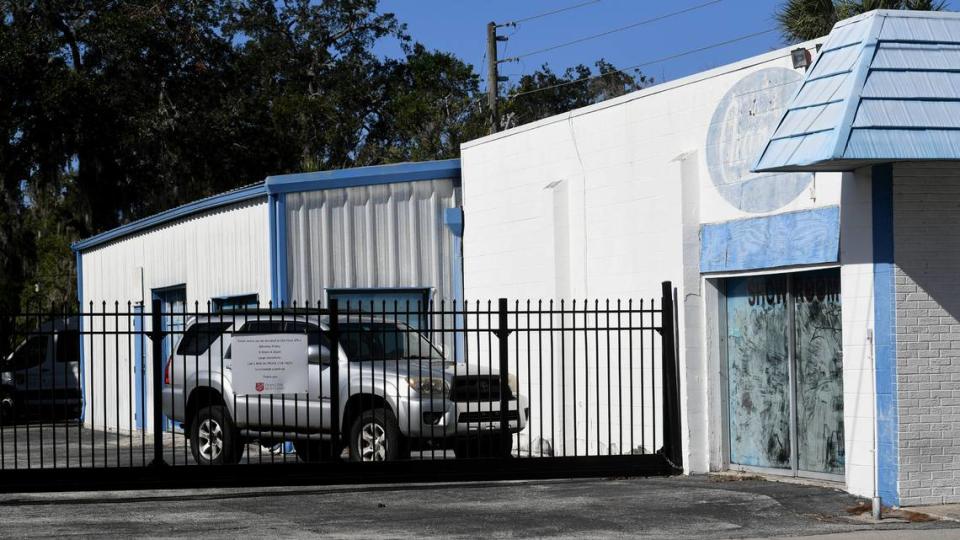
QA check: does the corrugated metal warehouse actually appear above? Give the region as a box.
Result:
[72,159,463,434]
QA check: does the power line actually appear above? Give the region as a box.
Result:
[504,0,602,26]
[502,0,726,63]
[507,27,778,100]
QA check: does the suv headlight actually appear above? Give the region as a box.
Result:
[406,376,449,398]
[507,373,518,397]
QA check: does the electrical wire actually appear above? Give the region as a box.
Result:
[504,0,602,26]
[507,27,777,100]
[502,0,726,63]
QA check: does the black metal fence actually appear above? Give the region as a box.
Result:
[0,282,680,489]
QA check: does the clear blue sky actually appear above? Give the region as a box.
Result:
[375,0,955,87]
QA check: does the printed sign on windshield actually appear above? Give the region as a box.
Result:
[232,333,308,395]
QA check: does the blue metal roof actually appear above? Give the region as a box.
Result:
[73,159,461,252]
[754,9,960,172]
[264,158,461,194]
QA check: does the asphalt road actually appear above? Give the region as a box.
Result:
[1,476,959,538]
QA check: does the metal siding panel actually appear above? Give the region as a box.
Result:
[846,128,960,159]
[755,130,835,170]
[285,179,456,305]
[873,42,960,70]
[791,72,854,109]
[853,99,960,129]
[822,14,872,51]
[773,102,845,139]
[808,44,861,79]
[862,70,960,99]
[879,15,960,43]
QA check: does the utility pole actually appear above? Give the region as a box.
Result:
[486,22,511,134]
[486,22,500,134]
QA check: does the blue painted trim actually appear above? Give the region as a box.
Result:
[133,304,145,430]
[829,13,885,160]
[268,193,279,306]
[265,159,461,195]
[699,207,841,273]
[872,163,899,507]
[276,194,288,306]
[71,183,267,252]
[75,250,86,423]
[443,207,464,237]
[443,207,465,362]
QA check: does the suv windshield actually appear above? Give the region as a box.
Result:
[339,322,443,362]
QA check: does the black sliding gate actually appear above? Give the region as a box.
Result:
[0,283,681,492]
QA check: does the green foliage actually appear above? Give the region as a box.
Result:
[777,0,947,43]
[502,59,651,129]
[0,0,649,316]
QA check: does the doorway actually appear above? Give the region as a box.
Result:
[723,269,844,478]
[152,285,186,430]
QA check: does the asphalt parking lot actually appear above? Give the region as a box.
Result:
[1,475,959,539]
[0,423,457,469]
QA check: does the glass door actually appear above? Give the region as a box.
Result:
[725,274,791,470]
[793,270,844,475]
[724,269,844,477]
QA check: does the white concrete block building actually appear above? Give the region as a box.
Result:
[460,9,960,508]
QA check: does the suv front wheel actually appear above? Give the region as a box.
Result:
[348,409,403,462]
[189,405,243,465]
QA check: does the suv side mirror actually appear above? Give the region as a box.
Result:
[308,345,331,366]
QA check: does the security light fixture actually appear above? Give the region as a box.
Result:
[791,47,812,71]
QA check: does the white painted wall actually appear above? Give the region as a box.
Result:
[78,199,272,432]
[839,168,877,499]
[461,42,845,471]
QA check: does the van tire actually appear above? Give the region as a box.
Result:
[189,405,243,465]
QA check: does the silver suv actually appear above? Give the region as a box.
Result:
[161,314,527,464]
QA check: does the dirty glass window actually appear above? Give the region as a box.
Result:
[725,275,791,470]
[176,323,231,356]
[793,270,844,475]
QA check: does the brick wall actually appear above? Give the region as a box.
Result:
[893,163,960,506]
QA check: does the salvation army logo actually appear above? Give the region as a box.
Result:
[255,382,265,392]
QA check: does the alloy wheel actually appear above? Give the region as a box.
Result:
[358,422,387,461]
[198,418,224,461]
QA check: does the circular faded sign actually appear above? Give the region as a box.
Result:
[705,67,813,213]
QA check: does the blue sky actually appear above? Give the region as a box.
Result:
[376,0,955,87]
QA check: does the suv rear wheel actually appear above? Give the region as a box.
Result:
[348,409,402,462]
[189,405,243,465]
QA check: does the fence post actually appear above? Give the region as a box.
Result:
[660,281,682,469]
[496,298,511,450]
[148,298,166,467]
[328,299,341,459]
